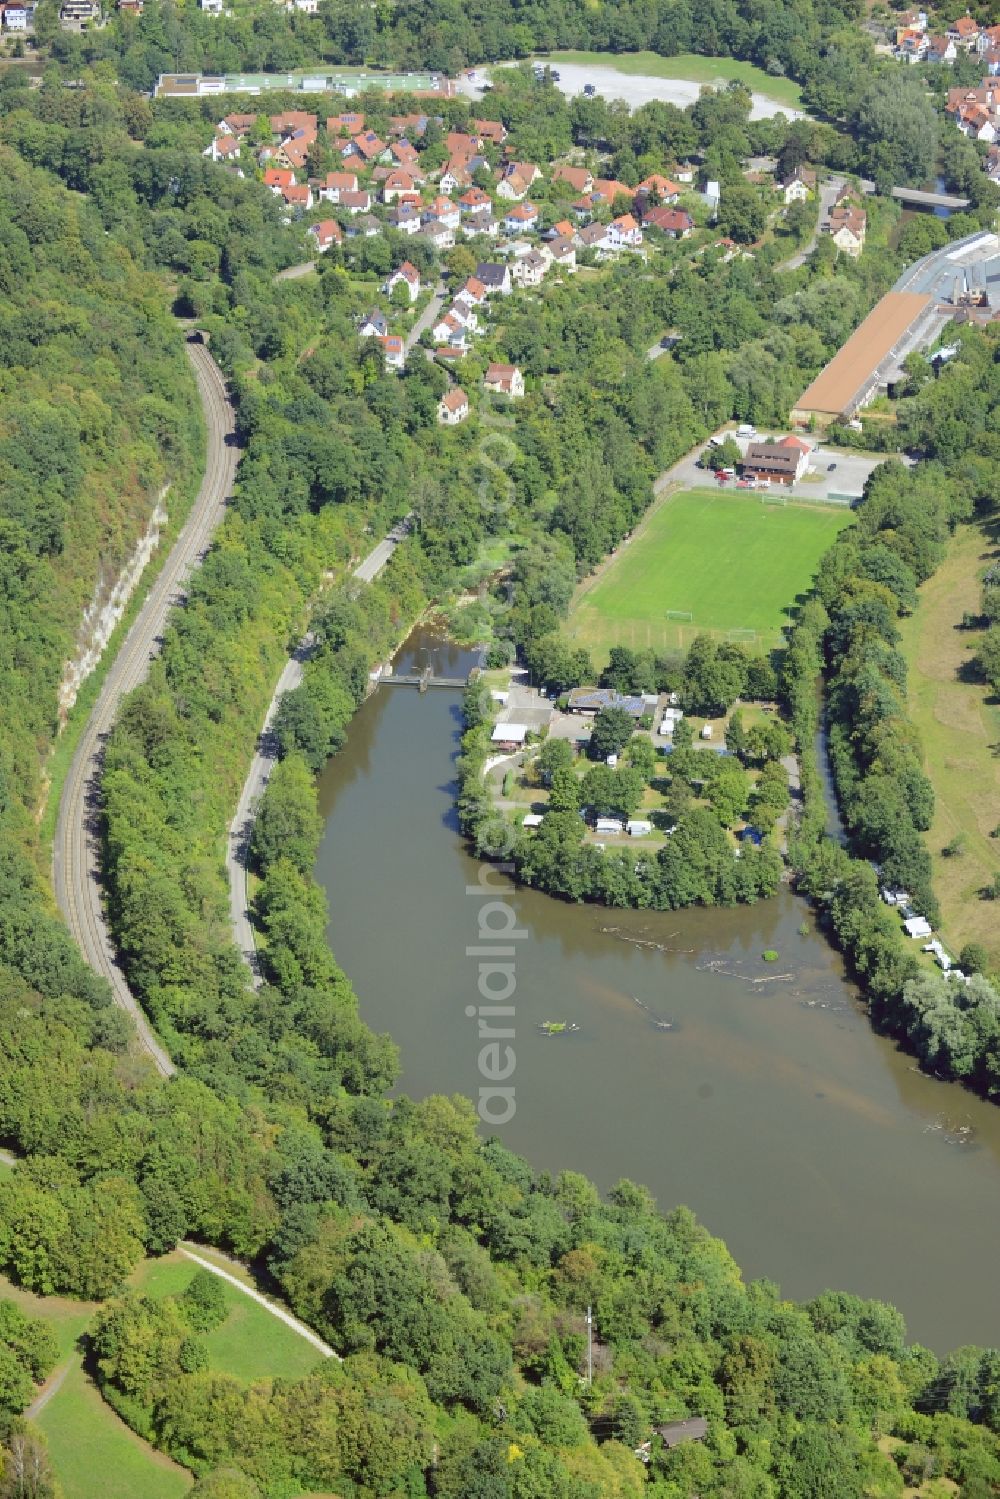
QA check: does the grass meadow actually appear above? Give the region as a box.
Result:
[565,487,851,661]
[899,518,1000,965]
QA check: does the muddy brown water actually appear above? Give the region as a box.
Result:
[316,630,1000,1351]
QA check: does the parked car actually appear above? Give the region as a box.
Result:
[827,461,837,472]
[584,82,596,96]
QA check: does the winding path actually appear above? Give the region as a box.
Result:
[227,518,413,988]
[179,1244,338,1359]
[52,337,239,1078]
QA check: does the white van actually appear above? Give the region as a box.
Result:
[737,423,756,437]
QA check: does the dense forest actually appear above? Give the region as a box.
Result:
[4,17,1000,1497]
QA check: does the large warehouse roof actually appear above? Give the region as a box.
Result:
[794,291,932,419]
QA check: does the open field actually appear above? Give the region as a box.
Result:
[130,1252,322,1382]
[566,488,851,661]
[0,1274,188,1499]
[36,1362,190,1499]
[899,518,1000,965]
[537,50,804,112]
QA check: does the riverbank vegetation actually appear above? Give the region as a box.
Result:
[785,326,1000,1098]
[5,23,1000,1499]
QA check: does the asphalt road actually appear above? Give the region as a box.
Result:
[227,517,413,988]
[52,337,239,1079]
[778,176,845,272]
[404,281,447,356]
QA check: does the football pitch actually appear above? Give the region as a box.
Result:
[566,488,852,659]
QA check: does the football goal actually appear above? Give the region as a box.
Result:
[664,610,693,622]
[760,491,788,506]
[727,628,757,644]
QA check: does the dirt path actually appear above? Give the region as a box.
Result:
[25,1361,71,1420]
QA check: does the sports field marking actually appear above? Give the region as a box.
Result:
[566,488,851,660]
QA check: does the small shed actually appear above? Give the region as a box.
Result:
[904,915,932,939]
[700,724,714,740]
[491,722,528,748]
[627,820,652,837]
[490,690,509,705]
[522,813,544,827]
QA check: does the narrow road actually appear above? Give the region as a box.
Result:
[25,1362,71,1421]
[52,337,239,1079]
[778,175,844,271]
[179,1244,338,1359]
[227,517,413,988]
[404,281,447,355]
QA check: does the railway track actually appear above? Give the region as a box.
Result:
[52,338,239,1079]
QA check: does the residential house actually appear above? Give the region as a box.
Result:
[635,173,680,204]
[270,111,317,140]
[476,262,512,295]
[221,113,256,136]
[380,169,417,202]
[548,234,577,271]
[1,1,31,26]
[317,171,358,203]
[545,218,575,240]
[591,177,633,206]
[947,13,980,50]
[419,222,455,251]
[607,212,643,250]
[388,112,430,139]
[340,189,373,214]
[59,0,100,24]
[447,298,478,332]
[377,334,405,372]
[433,346,464,365]
[926,34,958,62]
[358,310,389,338]
[483,363,524,398]
[438,165,470,195]
[828,204,867,257]
[552,164,594,195]
[205,134,240,163]
[446,130,478,159]
[957,103,997,140]
[896,26,929,60]
[281,184,313,213]
[438,387,470,424]
[391,139,421,170]
[386,203,422,234]
[459,276,487,305]
[384,261,421,303]
[781,166,816,203]
[459,186,492,215]
[642,205,694,238]
[424,195,461,231]
[431,311,468,348]
[496,161,540,200]
[307,219,342,253]
[278,137,311,172]
[979,23,1000,52]
[473,118,507,144]
[575,221,609,253]
[503,201,539,234]
[463,210,498,238]
[327,111,364,136]
[571,194,597,221]
[345,214,381,239]
[741,437,809,485]
[200,0,223,13]
[263,167,295,194]
[511,249,547,287]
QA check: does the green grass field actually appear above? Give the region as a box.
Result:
[566,488,851,660]
[542,50,804,110]
[36,1363,191,1499]
[130,1252,323,1382]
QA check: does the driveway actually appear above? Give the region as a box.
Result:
[405,281,447,355]
[668,427,884,501]
[778,175,845,271]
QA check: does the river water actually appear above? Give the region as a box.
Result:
[316,628,1000,1351]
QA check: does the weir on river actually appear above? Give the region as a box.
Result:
[316,626,1000,1352]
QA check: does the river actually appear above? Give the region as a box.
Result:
[316,627,1000,1351]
